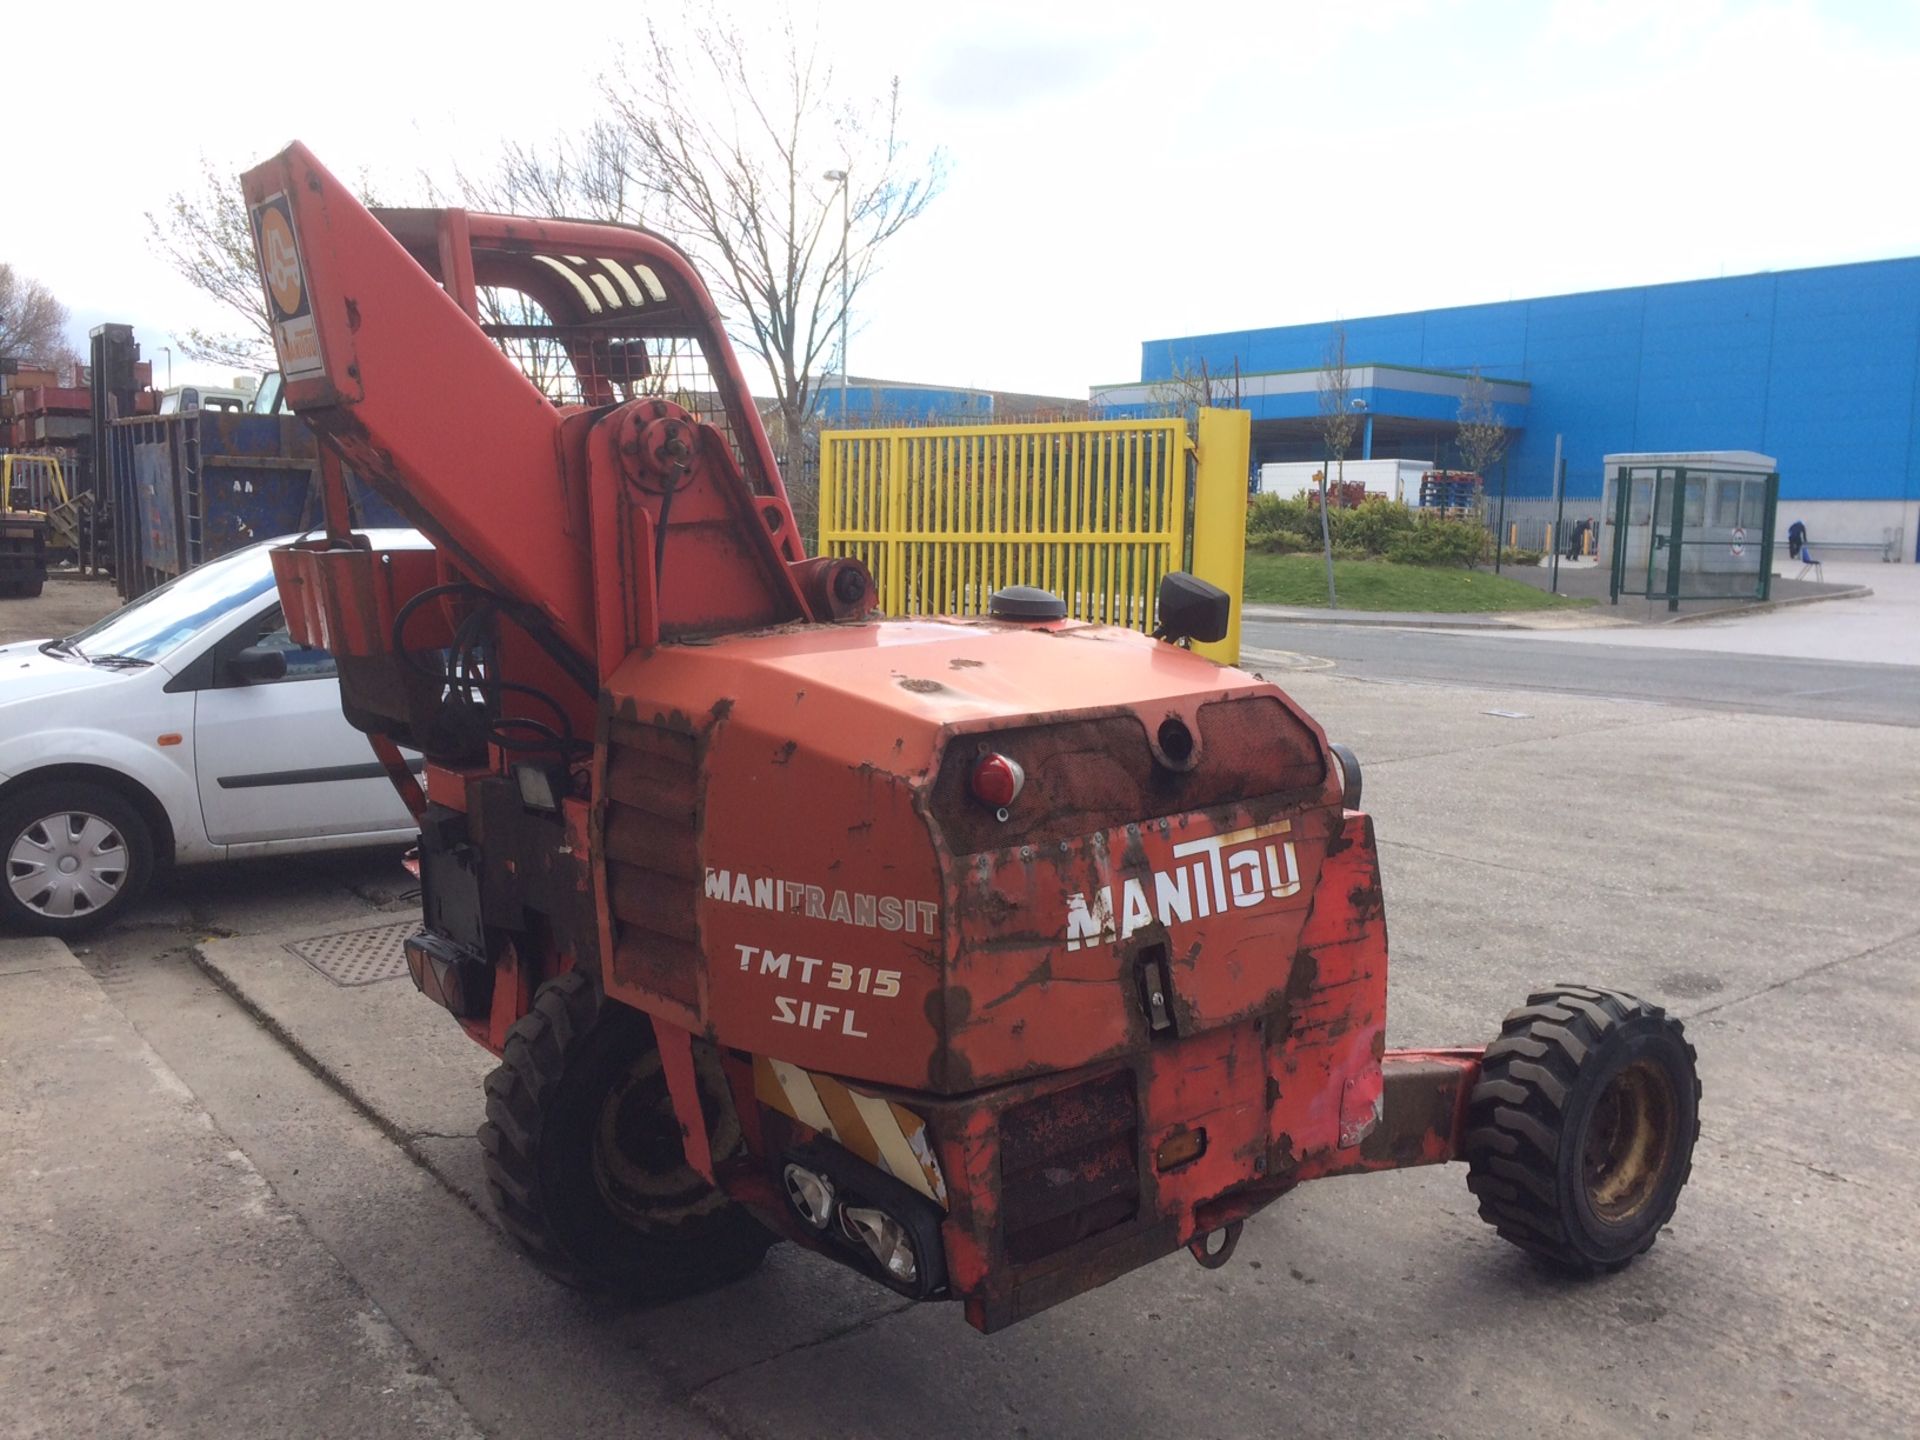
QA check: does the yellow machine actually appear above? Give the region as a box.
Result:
[0,454,70,599]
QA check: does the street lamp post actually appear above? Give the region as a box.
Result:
[823,168,849,420]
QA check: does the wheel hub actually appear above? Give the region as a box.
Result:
[1583,1058,1680,1224]
[7,811,129,919]
[589,1046,738,1230]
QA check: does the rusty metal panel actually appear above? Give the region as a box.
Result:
[603,720,704,1016]
[113,411,408,592]
[129,426,180,575]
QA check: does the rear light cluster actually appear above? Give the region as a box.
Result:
[969,751,1025,821]
[933,701,1327,856]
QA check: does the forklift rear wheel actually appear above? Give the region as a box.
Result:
[1464,985,1699,1273]
[479,970,777,1300]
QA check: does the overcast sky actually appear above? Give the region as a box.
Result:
[4,0,1915,398]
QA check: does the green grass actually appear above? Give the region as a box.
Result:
[1243,554,1591,612]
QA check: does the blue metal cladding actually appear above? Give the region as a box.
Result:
[817,385,993,422]
[1137,257,1920,502]
[1234,383,1526,430]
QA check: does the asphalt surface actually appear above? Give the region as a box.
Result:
[1242,618,1920,727]
[5,576,1917,1437]
[4,652,1909,1439]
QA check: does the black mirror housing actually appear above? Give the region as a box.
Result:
[229,645,289,683]
[1154,572,1230,645]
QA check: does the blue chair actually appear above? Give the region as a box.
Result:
[1787,520,1822,581]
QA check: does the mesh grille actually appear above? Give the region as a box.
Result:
[476,286,755,485]
[286,920,415,987]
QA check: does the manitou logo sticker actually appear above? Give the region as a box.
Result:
[250,193,324,379]
[1064,818,1302,951]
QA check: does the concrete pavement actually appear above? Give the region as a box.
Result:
[1245,559,1903,647]
[1240,619,1920,728]
[127,665,1920,1439]
[0,933,484,1440]
[1242,602,1623,630]
[1499,560,1920,665]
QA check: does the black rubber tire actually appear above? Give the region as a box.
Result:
[1465,985,1700,1273]
[479,970,777,1300]
[0,781,154,937]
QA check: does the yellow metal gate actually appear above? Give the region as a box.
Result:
[818,409,1249,661]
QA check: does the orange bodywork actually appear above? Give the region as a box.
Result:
[241,141,1481,1333]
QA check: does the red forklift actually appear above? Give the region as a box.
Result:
[243,143,1699,1332]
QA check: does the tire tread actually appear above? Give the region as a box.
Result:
[1464,985,1701,1273]
[479,971,774,1300]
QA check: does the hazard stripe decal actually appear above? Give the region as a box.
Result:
[753,1056,949,1208]
[765,1059,834,1134]
[847,1089,932,1201]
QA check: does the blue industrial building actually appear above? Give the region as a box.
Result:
[813,376,1085,424]
[1093,257,1920,560]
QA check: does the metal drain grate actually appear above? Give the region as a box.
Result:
[287,920,416,987]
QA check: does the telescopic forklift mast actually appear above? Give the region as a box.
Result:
[243,143,1700,1333]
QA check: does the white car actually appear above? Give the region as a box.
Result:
[0,532,423,936]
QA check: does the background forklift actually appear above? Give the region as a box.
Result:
[0,453,68,597]
[243,143,1701,1335]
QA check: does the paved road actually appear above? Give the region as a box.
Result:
[7,579,1918,1437]
[1243,618,1920,727]
[9,664,1911,1439]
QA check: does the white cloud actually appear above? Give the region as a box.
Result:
[2,0,1914,396]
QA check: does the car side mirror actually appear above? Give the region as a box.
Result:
[228,645,288,683]
[1154,572,1231,645]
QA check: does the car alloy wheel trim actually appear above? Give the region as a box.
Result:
[6,811,131,918]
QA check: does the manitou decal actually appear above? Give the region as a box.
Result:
[1064,818,1303,952]
[249,193,324,379]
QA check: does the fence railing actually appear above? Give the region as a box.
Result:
[819,411,1252,663]
[820,417,1192,629]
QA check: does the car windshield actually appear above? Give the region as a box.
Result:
[59,547,278,664]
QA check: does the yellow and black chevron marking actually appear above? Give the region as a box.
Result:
[754,1056,949,1209]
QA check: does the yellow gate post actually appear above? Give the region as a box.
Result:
[1189,406,1250,666]
[886,431,907,614]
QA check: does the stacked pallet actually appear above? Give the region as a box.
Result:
[1306,478,1370,509]
[1,360,155,446]
[1418,469,1482,518]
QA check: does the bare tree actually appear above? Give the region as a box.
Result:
[1454,367,1510,481]
[0,264,71,364]
[597,7,946,486]
[1143,354,1242,428]
[446,125,655,403]
[147,157,387,371]
[457,121,646,227]
[1455,368,1512,565]
[1313,325,1360,607]
[145,157,276,368]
